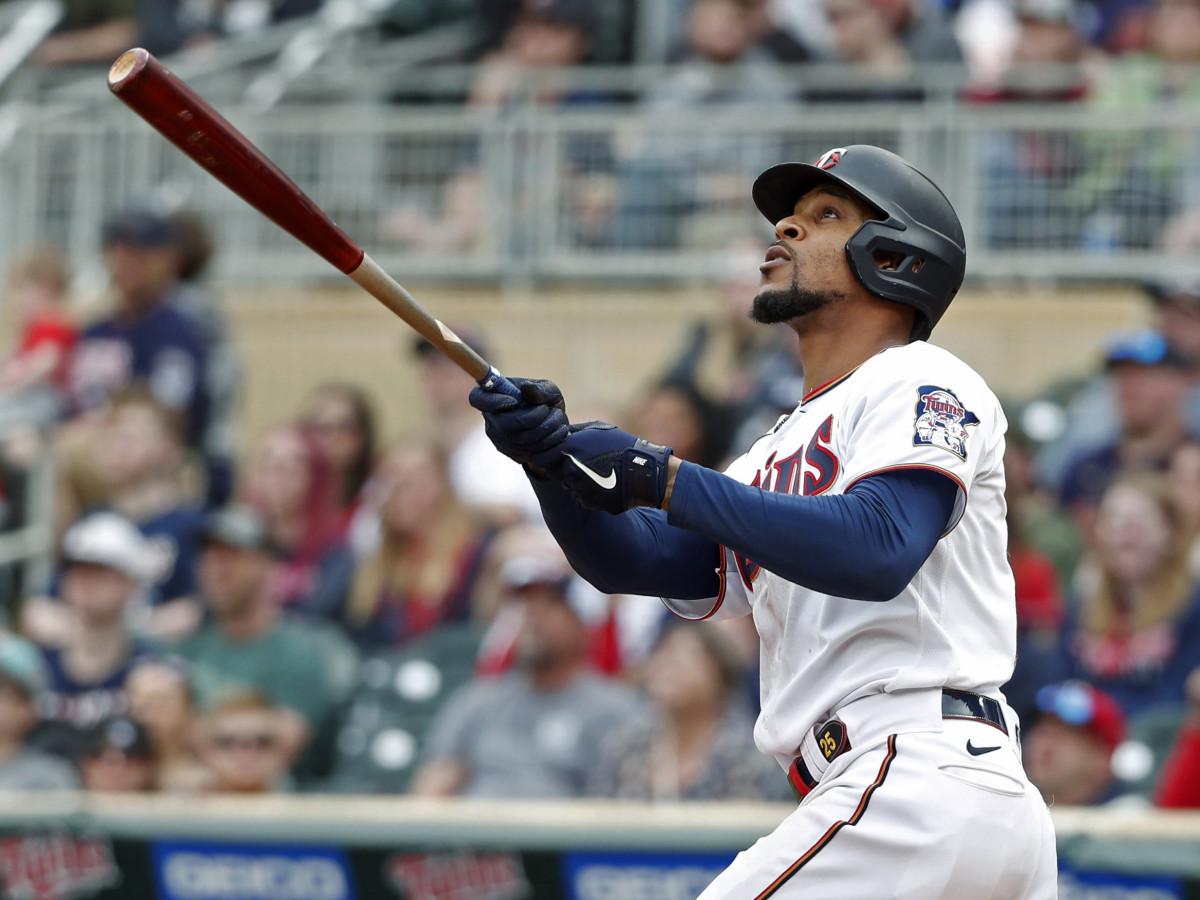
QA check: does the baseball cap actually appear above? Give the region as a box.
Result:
[1146,276,1200,311]
[85,716,155,760]
[1016,0,1077,24]
[1102,330,1190,370]
[101,209,178,249]
[62,512,160,583]
[1035,680,1126,754]
[499,551,573,593]
[409,326,490,365]
[0,633,48,698]
[199,505,276,555]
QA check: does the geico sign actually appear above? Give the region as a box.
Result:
[162,853,348,900]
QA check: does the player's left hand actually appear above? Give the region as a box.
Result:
[531,421,673,514]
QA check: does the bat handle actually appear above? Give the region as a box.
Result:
[478,368,521,400]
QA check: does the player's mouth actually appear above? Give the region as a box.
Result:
[760,243,792,275]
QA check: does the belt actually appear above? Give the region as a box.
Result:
[787,689,1008,801]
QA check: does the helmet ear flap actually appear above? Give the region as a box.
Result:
[844,220,962,342]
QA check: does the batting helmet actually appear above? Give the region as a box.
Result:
[752,145,965,342]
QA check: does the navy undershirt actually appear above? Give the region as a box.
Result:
[531,464,959,603]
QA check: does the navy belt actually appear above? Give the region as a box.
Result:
[788,689,1008,800]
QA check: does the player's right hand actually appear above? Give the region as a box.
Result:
[469,376,570,466]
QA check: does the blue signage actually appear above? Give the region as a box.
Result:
[562,850,737,900]
[152,840,356,900]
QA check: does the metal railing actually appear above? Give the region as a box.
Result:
[4,90,1200,286]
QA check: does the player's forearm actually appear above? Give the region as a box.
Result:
[529,475,720,599]
[666,462,956,602]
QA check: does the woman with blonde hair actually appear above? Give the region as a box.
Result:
[341,437,494,648]
[1064,472,1200,715]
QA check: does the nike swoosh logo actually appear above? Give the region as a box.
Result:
[565,454,617,490]
[966,740,1001,756]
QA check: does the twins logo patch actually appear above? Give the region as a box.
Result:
[913,386,979,460]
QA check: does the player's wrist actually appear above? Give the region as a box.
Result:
[661,456,683,510]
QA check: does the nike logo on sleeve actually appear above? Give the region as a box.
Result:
[565,454,617,490]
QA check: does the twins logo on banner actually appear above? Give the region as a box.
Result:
[0,833,120,900]
[913,386,979,460]
[384,851,530,900]
[152,841,354,900]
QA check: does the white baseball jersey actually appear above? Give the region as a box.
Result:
[664,341,1017,767]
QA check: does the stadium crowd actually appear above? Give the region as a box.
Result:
[0,195,1195,814]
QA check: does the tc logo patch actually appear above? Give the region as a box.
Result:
[815,147,847,170]
[913,386,979,460]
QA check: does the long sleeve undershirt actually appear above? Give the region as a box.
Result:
[531,462,959,603]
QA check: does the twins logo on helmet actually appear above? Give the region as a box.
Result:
[816,148,847,170]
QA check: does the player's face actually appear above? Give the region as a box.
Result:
[751,186,872,326]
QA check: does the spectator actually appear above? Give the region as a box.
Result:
[590,622,787,801]
[96,389,206,642]
[125,658,209,793]
[1056,331,1193,542]
[33,0,139,68]
[298,383,378,536]
[1024,680,1128,806]
[198,690,293,794]
[411,334,540,523]
[630,376,731,469]
[1155,666,1200,806]
[0,634,79,790]
[177,506,343,765]
[78,715,157,792]
[341,438,494,649]
[70,210,211,453]
[1064,473,1200,716]
[0,247,77,396]
[241,424,353,619]
[409,550,641,798]
[32,513,160,741]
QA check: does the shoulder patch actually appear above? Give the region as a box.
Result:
[913,386,980,460]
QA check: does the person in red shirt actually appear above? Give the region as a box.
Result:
[0,246,77,393]
[1155,667,1200,807]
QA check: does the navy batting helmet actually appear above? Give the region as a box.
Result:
[752,145,965,342]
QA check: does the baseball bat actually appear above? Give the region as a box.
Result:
[106,48,516,398]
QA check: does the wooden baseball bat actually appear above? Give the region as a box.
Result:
[106,47,516,397]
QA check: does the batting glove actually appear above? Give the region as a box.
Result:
[531,422,673,514]
[468,376,570,466]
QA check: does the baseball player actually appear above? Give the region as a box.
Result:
[470,145,1058,898]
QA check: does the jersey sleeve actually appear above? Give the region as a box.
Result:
[836,354,1003,534]
[659,447,759,622]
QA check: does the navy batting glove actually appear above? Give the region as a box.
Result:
[468,376,570,465]
[531,421,673,514]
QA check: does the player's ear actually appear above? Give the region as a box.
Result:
[873,249,906,271]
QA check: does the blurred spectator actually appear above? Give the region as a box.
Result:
[409,552,641,798]
[1155,666,1200,806]
[95,389,206,642]
[78,715,156,791]
[411,334,541,523]
[589,622,787,801]
[630,376,731,469]
[70,210,211,454]
[1064,473,1200,716]
[241,424,353,619]
[166,211,239,508]
[1024,680,1128,805]
[1056,331,1193,542]
[0,634,79,790]
[1075,0,1200,250]
[607,0,794,250]
[125,658,209,792]
[31,513,160,742]
[468,0,600,109]
[198,690,293,793]
[177,506,342,765]
[0,247,77,396]
[341,438,494,649]
[298,383,378,537]
[33,0,139,68]
[469,0,632,64]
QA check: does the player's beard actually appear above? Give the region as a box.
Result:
[750,280,845,325]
